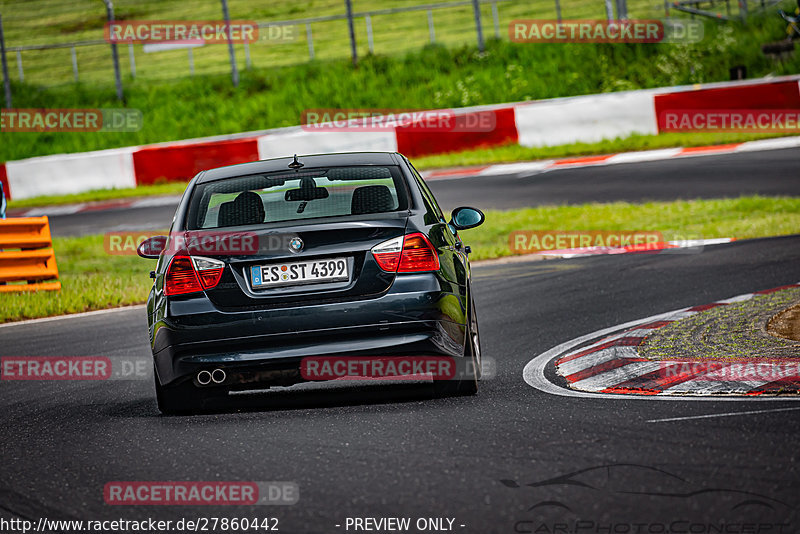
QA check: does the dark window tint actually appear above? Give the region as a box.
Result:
[407,161,445,223]
[185,166,409,230]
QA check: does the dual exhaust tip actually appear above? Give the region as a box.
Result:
[197,368,226,386]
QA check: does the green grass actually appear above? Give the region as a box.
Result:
[2,0,755,87]
[2,3,799,164]
[640,287,800,360]
[0,235,157,323]
[2,195,798,322]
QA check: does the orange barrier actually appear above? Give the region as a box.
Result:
[0,217,61,292]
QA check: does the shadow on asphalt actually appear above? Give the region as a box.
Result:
[104,381,455,417]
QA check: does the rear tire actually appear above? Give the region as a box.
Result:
[433,295,481,397]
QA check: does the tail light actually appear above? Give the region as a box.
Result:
[398,233,440,272]
[371,236,403,272]
[371,233,440,273]
[164,255,225,296]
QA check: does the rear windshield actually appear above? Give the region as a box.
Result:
[185,166,409,230]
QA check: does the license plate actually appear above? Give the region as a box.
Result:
[251,257,349,288]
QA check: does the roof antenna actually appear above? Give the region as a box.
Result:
[288,154,304,169]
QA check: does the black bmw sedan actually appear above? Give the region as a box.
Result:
[138,152,485,414]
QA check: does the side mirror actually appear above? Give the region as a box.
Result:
[450,207,485,230]
[137,236,168,259]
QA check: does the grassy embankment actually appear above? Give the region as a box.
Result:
[3,3,798,167]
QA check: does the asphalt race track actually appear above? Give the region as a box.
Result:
[1,150,799,532]
[45,147,800,237]
[2,235,799,532]
[432,147,800,210]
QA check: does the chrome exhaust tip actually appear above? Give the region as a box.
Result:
[211,368,226,384]
[197,370,212,385]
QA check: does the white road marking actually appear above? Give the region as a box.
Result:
[480,161,554,176]
[646,406,800,423]
[735,136,800,152]
[0,304,146,329]
[604,148,683,164]
[22,205,84,216]
[716,294,755,304]
[655,310,701,321]
[130,195,182,208]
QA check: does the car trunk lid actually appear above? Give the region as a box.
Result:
[194,214,408,310]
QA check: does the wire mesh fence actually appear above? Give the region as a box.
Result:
[0,0,779,90]
[668,0,784,20]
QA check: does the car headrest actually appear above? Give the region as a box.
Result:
[351,185,395,215]
[217,191,265,227]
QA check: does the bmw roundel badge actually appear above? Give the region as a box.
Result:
[289,237,304,253]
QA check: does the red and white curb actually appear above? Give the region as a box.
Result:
[523,283,800,401]
[14,136,800,218]
[423,136,800,180]
[3,76,799,200]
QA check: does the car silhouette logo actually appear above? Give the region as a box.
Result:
[289,237,304,252]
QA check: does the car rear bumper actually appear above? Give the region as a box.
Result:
[151,274,468,386]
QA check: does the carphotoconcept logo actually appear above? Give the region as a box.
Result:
[1,109,142,132]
